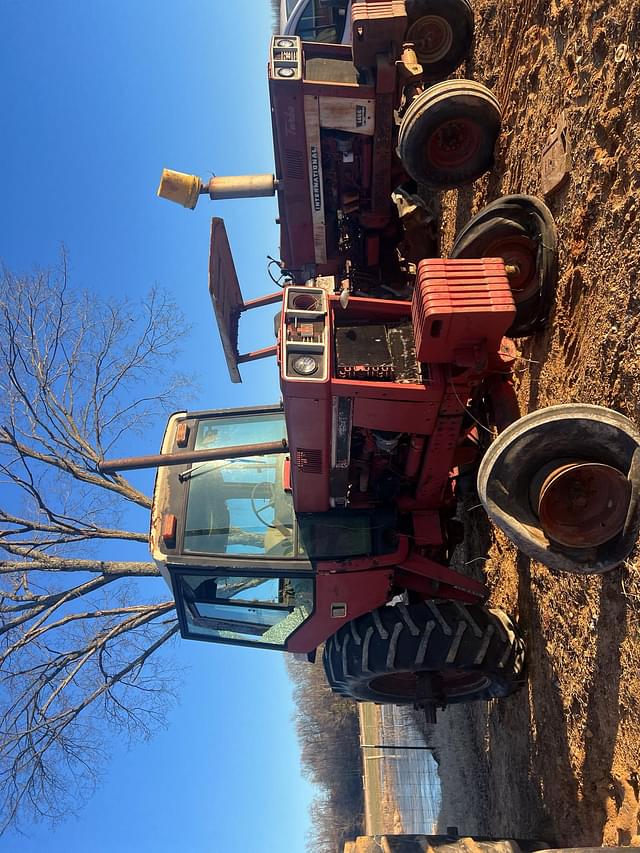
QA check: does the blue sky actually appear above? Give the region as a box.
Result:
[1,1,316,850]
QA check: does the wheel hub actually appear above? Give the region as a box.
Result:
[536,461,631,548]
[407,16,454,64]
[427,118,482,169]
[484,234,538,301]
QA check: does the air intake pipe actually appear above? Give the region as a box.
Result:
[157,168,281,209]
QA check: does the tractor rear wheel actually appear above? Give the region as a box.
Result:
[478,404,640,574]
[397,80,501,189]
[451,195,558,337]
[405,0,474,77]
[323,600,526,706]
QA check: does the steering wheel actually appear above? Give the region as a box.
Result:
[251,481,279,529]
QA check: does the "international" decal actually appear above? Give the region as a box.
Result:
[310,144,322,212]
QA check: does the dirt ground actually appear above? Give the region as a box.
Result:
[428,0,640,846]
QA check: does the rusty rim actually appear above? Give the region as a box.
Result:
[427,117,482,170]
[407,16,454,64]
[537,461,631,548]
[483,234,538,301]
[369,669,490,699]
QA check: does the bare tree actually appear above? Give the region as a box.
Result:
[287,656,364,852]
[0,256,193,833]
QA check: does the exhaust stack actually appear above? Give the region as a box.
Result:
[157,168,280,209]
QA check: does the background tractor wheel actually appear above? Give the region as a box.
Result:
[405,0,474,77]
[477,404,640,574]
[451,194,558,337]
[323,600,526,706]
[397,80,501,189]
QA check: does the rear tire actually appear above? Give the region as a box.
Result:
[477,404,640,574]
[451,195,558,337]
[397,80,502,189]
[323,600,526,705]
[405,0,475,77]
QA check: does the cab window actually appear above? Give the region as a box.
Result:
[179,573,314,648]
[293,0,348,44]
[183,413,296,558]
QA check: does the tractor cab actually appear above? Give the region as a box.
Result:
[150,405,310,651]
[150,405,404,654]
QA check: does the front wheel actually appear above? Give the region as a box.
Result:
[405,0,475,77]
[477,404,640,574]
[397,80,502,189]
[451,195,558,337]
[323,600,526,706]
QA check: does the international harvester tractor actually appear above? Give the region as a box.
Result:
[101,221,640,714]
[157,1,500,296]
[101,3,640,715]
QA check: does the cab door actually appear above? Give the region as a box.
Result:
[171,569,315,650]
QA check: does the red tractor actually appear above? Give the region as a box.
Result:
[102,215,640,715]
[158,2,501,299]
[101,4,640,715]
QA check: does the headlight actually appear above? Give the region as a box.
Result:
[277,67,296,78]
[292,355,318,376]
[276,38,296,48]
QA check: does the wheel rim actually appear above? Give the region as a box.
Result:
[483,234,538,302]
[368,669,490,700]
[537,461,631,548]
[407,16,454,64]
[426,117,482,170]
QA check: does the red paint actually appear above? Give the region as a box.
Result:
[237,345,278,364]
[411,511,442,546]
[351,1,408,69]
[413,258,516,365]
[287,568,394,652]
[397,553,487,602]
[316,536,410,574]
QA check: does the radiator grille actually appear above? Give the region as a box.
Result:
[284,149,304,180]
[335,323,421,383]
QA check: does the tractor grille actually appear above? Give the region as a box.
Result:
[334,323,422,383]
[284,149,304,181]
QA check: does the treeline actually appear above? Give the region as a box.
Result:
[286,655,364,852]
